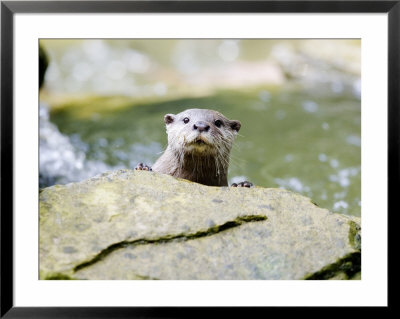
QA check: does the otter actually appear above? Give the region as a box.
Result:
[135,108,252,187]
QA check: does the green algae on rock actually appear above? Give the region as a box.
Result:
[39,169,361,280]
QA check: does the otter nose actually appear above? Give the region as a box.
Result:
[193,121,210,132]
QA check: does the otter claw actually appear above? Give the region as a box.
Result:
[135,163,152,171]
[231,181,253,188]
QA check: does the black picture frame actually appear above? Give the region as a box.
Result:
[1,0,396,317]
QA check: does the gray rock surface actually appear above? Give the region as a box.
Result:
[39,169,361,280]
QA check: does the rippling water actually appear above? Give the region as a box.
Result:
[39,103,116,187]
[42,87,360,217]
[40,39,360,216]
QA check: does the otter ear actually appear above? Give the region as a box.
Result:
[230,120,241,132]
[164,114,175,125]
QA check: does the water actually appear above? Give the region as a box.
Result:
[39,39,360,216]
[44,86,361,217]
[39,103,117,187]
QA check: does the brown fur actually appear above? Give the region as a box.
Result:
[152,109,241,186]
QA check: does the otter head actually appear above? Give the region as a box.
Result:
[163,108,241,158]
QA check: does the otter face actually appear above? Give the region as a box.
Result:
[163,108,241,157]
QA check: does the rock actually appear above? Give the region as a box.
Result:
[39,169,361,280]
[39,45,48,89]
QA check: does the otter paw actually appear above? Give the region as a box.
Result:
[135,163,152,171]
[231,181,253,188]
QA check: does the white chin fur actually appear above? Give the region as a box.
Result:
[185,143,209,154]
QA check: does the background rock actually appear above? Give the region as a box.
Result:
[39,169,361,280]
[39,45,48,89]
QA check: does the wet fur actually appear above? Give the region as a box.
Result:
[152,109,240,186]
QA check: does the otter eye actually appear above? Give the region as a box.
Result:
[183,117,190,124]
[214,119,223,128]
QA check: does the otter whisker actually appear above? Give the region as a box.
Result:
[149,108,250,187]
